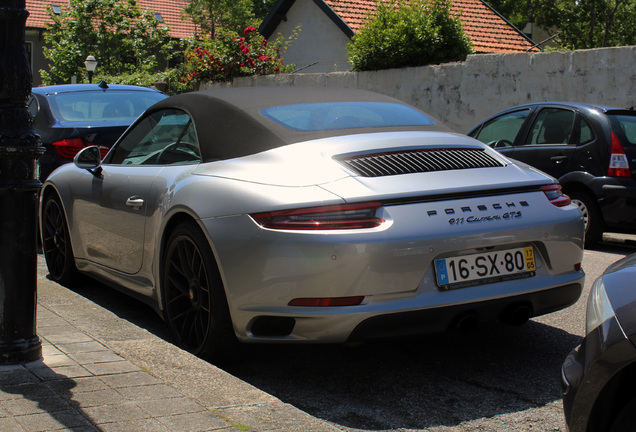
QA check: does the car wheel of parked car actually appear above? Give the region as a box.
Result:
[41,194,81,286]
[162,223,237,360]
[611,395,636,432]
[568,190,603,247]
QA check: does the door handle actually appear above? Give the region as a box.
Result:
[551,155,567,164]
[126,197,144,209]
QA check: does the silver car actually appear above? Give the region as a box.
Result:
[40,87,586,361]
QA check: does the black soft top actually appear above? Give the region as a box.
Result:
[149,87,451,162]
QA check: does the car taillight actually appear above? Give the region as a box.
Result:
[251,202,385,230]
[52,138,109,161]
[607,131,631,177]
[541,184,571,207]
[52,138,86,161]
[288,296,365,307]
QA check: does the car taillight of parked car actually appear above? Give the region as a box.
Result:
[542,184,571,207]
[607,131,631,178]
[52,138,109,161]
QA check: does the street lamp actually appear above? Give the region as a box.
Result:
[0,0,45,364]
[85,55,98,83]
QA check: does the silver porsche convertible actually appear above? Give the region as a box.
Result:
[40,87,585,360]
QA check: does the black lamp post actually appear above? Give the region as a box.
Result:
[0,0,45,364]
[85,55,97,83]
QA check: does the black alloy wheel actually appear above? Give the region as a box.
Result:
[42,194,80,286]
[162,223,236,360]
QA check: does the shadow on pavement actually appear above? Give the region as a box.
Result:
[59,268,583,430]
[1,363,102,431]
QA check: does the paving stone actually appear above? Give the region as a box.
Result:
[30,364,93,381]
[0,416,26,432]
[156,410,233,431]
[13,409,93,431]
[3,396,72,416]
[68,350,126,365]
[117,383,183,401]
[99,371,162,389]
[83,402,150,424]
[83,360,141,376]
[67,389,126,408]
[96,418,173,432]
[137,396,207,417]
[56,341,110,355]
[47,376,109,397]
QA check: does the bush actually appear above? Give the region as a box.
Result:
[348,0,473,71]
[181,26,298,84]
[93,70,192,95]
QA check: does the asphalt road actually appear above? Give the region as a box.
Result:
[59,233,636,432]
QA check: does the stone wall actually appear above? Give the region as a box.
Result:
[201,46,636,133]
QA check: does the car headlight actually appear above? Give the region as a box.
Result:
[586,276,616,335]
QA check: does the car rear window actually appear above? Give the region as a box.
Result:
[260,102,435,131]
[608,113,636,146]
[48,90,167,122]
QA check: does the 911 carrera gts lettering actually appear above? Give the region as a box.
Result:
[448,211,523,225]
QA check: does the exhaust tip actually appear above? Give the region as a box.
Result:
[452,312,479,333]
[500,303,533,326]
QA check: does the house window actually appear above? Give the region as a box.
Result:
[154,12,163,22]
[51,4,61,14]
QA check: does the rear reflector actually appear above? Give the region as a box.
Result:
[541,184,571,207]
[288,296,365,307]
[608,131,631,177]
[252,202,384,230]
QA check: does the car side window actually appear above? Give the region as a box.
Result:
[27,95,39,118]
[525,108,575,145]
[471,109,530,148]
[578,117,595,145]
[107,109,202,166]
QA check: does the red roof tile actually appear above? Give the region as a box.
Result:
[25,0,195,39]
[323,0,539,53]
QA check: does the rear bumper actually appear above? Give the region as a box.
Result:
[348,281,582,342]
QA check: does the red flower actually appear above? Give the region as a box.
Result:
[244,26,257,35]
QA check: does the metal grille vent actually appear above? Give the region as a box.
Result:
[337,148,505,177]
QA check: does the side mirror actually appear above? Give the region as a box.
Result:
[74,146,102,170]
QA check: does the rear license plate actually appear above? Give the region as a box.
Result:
[435,246,536,290]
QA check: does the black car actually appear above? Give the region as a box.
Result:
[29,83,167,180]
[468,102,636,246]
[562,253,636,432]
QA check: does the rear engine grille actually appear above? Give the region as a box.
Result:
[337,148,505,177]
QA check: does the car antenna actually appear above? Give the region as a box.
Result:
[98,80,109,90]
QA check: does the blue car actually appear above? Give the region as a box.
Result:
[29,82,167,180]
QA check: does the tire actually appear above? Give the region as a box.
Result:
[162,223,238,361]
[610,395,636,432]
[41,194,81,286]
[568,190,603,247]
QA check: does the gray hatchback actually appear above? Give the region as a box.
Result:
[468,103,636,246]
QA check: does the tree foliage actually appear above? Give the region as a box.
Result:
[486,0,636,49]
[348,0,473,72]
[181,0,255,39]
[41,0,177,84]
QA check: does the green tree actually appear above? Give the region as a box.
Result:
[41,0,176,84]
[252,0,279,20]
[348,0,473,72]
[181,0,254,39]
[486,0,636,49]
